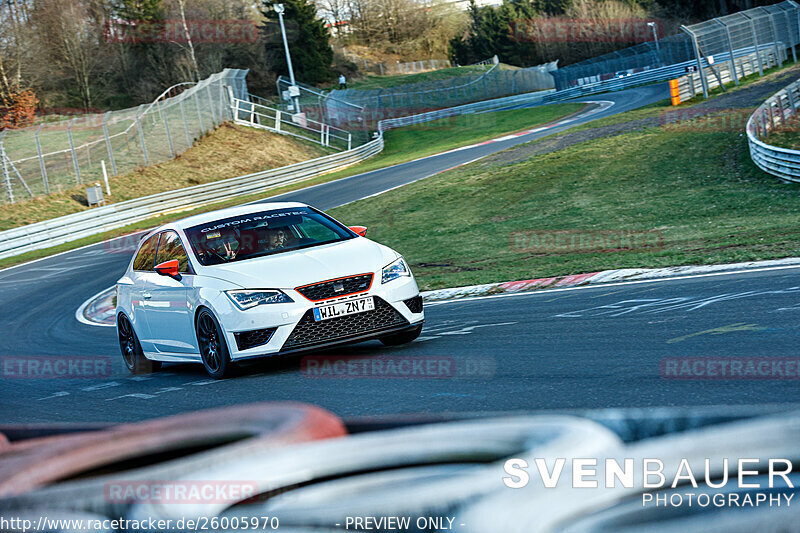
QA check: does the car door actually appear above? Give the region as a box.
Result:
[129,234,159,351]
[147,230,197,355]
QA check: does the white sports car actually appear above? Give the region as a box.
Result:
[115,202,424,378]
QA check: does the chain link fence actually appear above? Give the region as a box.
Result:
[553,1,800,94]
[0,69,249,204]
[277,64,555,131]
[274,78,373,147]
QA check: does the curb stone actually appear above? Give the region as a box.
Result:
[421,257,800,302]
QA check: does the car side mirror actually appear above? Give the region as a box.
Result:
[349,225,368,237]
[155,259,182,280]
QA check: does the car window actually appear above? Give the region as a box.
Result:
[132,234,158,271]
[156,231,190,273]
[300,219,339,242]
[184,207,355,266]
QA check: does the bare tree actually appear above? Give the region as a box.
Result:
[175,0,200,81]
[33,0,105,108]
[342,0,463,59]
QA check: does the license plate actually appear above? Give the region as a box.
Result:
[313,296,374,321]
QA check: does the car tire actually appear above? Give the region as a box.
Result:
[196,308,232,379]
[117,314,161,374]
[379,324,422,346]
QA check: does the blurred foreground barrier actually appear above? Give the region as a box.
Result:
[2,405,800,531]
[127,416,621,523]
[0,402,345,512]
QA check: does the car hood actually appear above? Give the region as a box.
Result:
[197,237,400,289]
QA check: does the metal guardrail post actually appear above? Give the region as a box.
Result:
[0,132,13,204]
[34,125,50,195]
[102,112,118,176]
[783,7,797,62]
[206,85,218,126]
[763,10,784,67]
[716,19,740,86]
[158,99,175,158]
[219,83,227,121]
[67,118,82,184]
[135,105,149,166]
[233,97,240,125]
[180,99,192,147]
[682,25,709,98]
[275,110,281,132]
[743,14,765,76]
[194,91,206,135]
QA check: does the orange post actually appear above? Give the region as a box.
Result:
[669,79,681,106]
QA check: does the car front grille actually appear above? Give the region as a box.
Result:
[282,297,408,351]
[403,295,423,314]
[296,274,373,301]
[235,327,277,351]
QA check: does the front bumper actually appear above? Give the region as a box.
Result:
[216,276,424,360]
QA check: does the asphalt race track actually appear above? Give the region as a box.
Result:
[6,83,798,424]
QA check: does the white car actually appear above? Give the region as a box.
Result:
[115,202,424,378]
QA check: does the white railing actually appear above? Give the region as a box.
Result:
[231,97,352,151]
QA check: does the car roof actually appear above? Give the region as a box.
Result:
[168,202,310,231]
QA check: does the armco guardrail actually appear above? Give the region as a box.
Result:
[0,136,382,260]
[671,47,782,103]
[746,77,800,182]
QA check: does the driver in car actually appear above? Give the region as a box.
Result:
[266,228,289,250]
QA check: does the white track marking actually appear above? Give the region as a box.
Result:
[426,264,800,306]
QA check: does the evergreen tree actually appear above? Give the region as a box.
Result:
[261,0,333,85]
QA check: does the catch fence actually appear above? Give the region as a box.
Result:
[553,0,800,97]
[0,70,248,204]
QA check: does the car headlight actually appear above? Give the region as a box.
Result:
[225,289,293,310]
[382,257,411,284]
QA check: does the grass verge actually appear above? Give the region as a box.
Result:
[0,103,583,270]
[329,110,800,291]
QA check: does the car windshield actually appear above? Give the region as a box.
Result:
[184,207,354,266]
